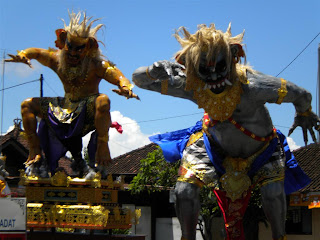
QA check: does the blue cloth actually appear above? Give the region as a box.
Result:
[149,120,203,163]
[149,123,311,194]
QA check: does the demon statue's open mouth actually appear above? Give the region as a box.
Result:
[197,53,231,94]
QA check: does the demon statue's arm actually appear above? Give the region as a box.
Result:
[133,60,194,101]
[5,48,58,69]
[246,71,320,145]
[133,61,320,145]
[6,48,140,101]
[98,61,139,100]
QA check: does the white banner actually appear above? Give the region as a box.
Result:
[0,198,26,232]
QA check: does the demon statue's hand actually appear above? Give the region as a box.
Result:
[147,60,186,83]
[5,51,32,68]
[112,84,140,100]
[288,109,320,145]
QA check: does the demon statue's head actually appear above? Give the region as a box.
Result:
[174,24,249,121]
[174,23,246,94]
[54,11,103,66]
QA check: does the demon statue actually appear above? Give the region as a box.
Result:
[0,154,10,196]
[5,12,138,178]
[132,24,317,240]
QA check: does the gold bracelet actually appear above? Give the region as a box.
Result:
[146,67,157,80]
[276,78,288,104]
[297,106,312,117]
[18,50,27,58]
[161,79,169,95]
[97,135,109,143]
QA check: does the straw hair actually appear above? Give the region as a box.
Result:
[174,23,249,91]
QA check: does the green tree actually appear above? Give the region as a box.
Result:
[129,147,180,194]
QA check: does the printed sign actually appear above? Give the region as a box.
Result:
[0,198,26,232]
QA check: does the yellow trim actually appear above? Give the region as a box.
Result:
[297,106,312,117]
[146,67,157,80]
[97,135,109,143]
[161,79,169,95]
[177,176,204,188]
[276,78,288,104]
[259,175,285,188]
[186,131,203,147]
[273,236,287,240]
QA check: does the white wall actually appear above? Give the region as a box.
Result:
[135,206,152,240]
[156,217,203,240]
[122,204,136,235]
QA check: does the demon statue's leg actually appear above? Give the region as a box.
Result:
[94,94,112,166]
[175,181,201,240]
[260,181,286,239]
[21,98,42,166]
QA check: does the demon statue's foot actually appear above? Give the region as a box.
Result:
[25,156,49,178]
[95,138,112,166]
[71,156,96,180]
[96,165,108,179]
[25,149,42,167]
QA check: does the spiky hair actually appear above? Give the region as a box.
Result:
[62,11,103,39]
[174,23,247,90]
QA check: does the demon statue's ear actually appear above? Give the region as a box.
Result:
[55,29,67,49]
[175,53,186,66]
[86,37,99,51]
[230,44,245,63]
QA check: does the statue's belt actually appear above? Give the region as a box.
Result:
[203,112,277,142]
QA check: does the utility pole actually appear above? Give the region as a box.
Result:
[0,50,5,153]
[40,74,43,98]
[318,44,320,142]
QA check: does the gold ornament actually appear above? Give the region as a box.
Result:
[193,80,243,122]
[220,142,270,201]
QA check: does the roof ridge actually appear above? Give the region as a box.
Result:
[112,142,156,160]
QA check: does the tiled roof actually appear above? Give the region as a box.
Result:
[106,143,158,174]
[0,125,29,150]
[293,143,320,193]
[58,157,74,175]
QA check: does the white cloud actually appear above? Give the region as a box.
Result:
[82,111,151,158]
[287,137,301,151]
[5,125,14,134]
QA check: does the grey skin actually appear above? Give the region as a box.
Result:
[132,60,319,239]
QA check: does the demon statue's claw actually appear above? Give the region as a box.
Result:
[25,158,49,178]
[149,60,186,83]
[5,54,32,68]
[289,110,320,145]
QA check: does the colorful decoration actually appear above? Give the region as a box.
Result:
[21,171,140,230]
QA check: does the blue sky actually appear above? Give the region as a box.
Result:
[1,0,320,155]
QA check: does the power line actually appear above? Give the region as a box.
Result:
[274,124,290,129]
[43,79,59,95]
[120,112,204,125]
[0,79,39,92]
[110,140,133,151]
[276,32,320,77]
